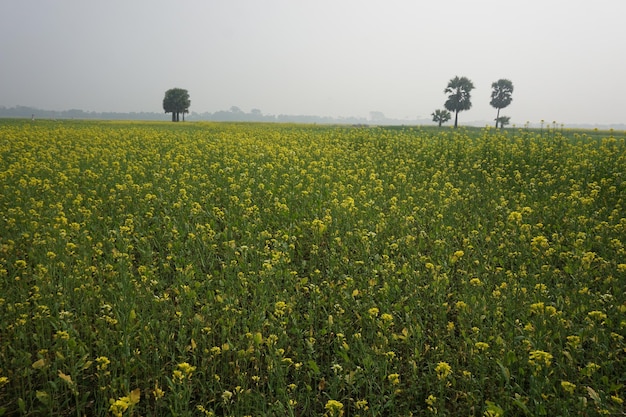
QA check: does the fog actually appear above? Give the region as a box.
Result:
[2,0,625,125]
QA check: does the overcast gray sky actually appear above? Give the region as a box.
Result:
[2,0,625,125]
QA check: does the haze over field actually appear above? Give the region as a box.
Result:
[1,0,625,126]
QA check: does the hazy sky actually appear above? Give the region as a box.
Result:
[2,0,625,125]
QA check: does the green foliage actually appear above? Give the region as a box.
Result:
[444,76,475,128]
[496,115,511,128]
[163,88,191,122]
[0,120,625,415]
[491,79,514,128]
[431,109,451,127]
[490,79,514,110]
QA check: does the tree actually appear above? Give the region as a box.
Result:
[490,79,514,128]
[444,76,475,128]
[163,88,191,122]
[496,116,510,128]
[431,109,451,127]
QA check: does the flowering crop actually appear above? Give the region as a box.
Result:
[0,119,625,415]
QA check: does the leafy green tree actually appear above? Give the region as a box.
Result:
[444,76,475,128]
[490,79,514,128]
[431,109,451,127]
[496,116,510,128]
[163,88,191,122]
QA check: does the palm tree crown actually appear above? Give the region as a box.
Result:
[490,79,514,128]
[490,79,514,110]
[444,76,475,128]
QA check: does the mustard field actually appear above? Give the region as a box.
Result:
[0,119,625,416]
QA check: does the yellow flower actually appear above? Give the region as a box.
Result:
[54,330,70,340]
[583,362,600,376]
[96,356,110,371]
[177,362,196,375]
[311,218,327,235]
[109,389,140,417]
[222,390,233,403]
[435,362,452,380]
[455,301,468,310]
[368,307,379,317]
[469,277,482,286]
[587,310,607,321]
[451,250,464,262]
[475,342,490,351]
[381,313,393,322]
[566,335,581,348]
[528,350,553,371]
[508,211,522,223]
[561,381,576,394]
[355,399,368,410]
[153,383,165,400]
[173,362,196,382]
[530,302,545,314]
[324,399,344,416]
[531,235,549,250]
[388,373,400,385]
[274,301,288,316]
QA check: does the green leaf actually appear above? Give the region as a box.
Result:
[36,391,50,405]
[496,360,510,385]
[485,401,504,417]
[512,394,530,415]
[586,386,601,403]
[307,360,320,375]
[17,398,26,413]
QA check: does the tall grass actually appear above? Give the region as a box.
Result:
[0,120,624,416]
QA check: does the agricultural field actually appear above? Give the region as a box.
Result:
[0,119,625,416]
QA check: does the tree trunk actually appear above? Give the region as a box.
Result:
[171,112,175,122]
[495,108,500,128]
[454,111,459,128]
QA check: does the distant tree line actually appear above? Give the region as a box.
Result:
[1,104,428,125]
[189,108,385,125]
[3,104,623,129]
[0,106,169,121]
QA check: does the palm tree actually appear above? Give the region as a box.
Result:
[431,109,451,127]
[496,116,511,129]
[163,88,191,122]
[490,79,514,128]
[444,76,475,128]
